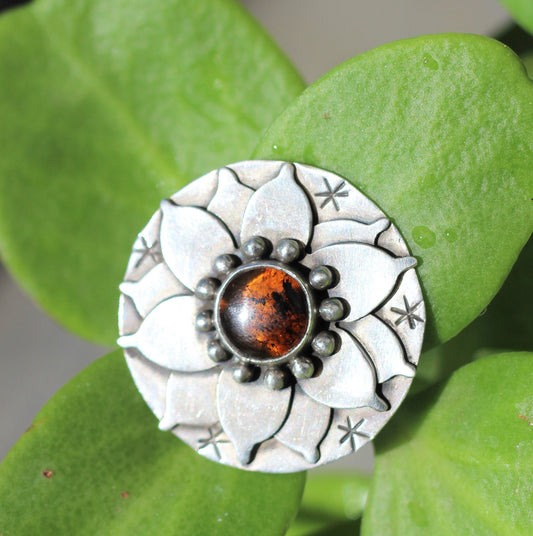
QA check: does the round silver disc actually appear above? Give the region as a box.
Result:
[118,161,425,473]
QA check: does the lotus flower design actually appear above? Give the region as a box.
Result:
[118,161,424,469]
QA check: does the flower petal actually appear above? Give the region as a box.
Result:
[376,222,410,257]
[229,160,284,189]
[293,163,384,223]
[160,201,236,291]
[299,328,387,411]
[119,263,189,318]
[275,386,332,464]
[207,168,254,245]
[118,294,142,336]
[117,295,216,372]
[304,242,416,322]
[342,315,415,382]
[158,369,220,431]
[241,162,313,246]
[170,169,218,207]
[310,218,389,251]
[125,350,169,420]
[217,368,293,465]
[375,271,426,365]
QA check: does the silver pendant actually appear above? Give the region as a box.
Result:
[118,161,425,472]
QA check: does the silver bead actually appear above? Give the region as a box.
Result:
[242,236,269,259]
[311,331,337,357]
[195,277,220,300]
[232,363,258,383]
[309,265,334,290]
[319,298,346,322]
[276,238,302,263]
[195,310,214,332]
[207,340,231,362]
[213,254,240,276]
[291,357,315,379]
[264,367,291,390]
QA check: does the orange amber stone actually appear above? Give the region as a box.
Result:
[218,266,309,358]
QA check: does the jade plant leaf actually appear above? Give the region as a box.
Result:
[0,0,304,345]
[362,352,533,535]
[254,34,533,347]
[287,472,370,536]
[522,51,533,76]
[499,0,533,35]
[0,350,306,535]
[412,237,532,392]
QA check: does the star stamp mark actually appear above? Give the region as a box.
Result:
[197,425,228,460]
[133,236,162,268]
[314,177,349,211]
[338,417,369,451]
[391,296,424,330]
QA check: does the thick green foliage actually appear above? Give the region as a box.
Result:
[287,473,370,535]
[0,2,532,534]
[363,353,533,535]
[0,0,304,345]
[499,0,533,35]
[413,238,532,392]
[0,351,306,535]
[255,34,533,347]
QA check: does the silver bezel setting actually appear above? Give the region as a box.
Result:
[214,260,317,366]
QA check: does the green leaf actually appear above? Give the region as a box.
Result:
[499,0,533,36]
[254,34,533,347]
[412,237,532,393]
[362,352,533,536]
[0,0,304,345]
[0,350,305,535]
[522,51,533,77]
[287,473,370,536]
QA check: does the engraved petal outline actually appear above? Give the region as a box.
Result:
[119,263,190,318]
[299,329,388,411]
[303,242,417,322]
[217,368,293,465]
[125,349,169,420]
[342,315,415,383]
[310,218,390,251]
[117,295,216,372]
[275,386,332,464]
[240,162,313,246]
[207,167,254,246]
[160,200,236,291]
[158,369,220,431]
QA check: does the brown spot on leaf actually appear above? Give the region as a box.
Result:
[518,414,533,426]
[322,113,331,120]
[42,470,53,479]
[25,419,46,434]
[121,491,130,498]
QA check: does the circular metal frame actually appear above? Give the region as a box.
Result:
[118,160,426,473]
[213,260,316,366]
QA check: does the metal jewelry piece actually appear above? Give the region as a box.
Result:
[118,161,425,472]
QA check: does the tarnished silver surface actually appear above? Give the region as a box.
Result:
[298,328,386,411]
[118,160,425,472]
[118,296,217,372]
[241,163,313,245]
[303,243,417,323]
